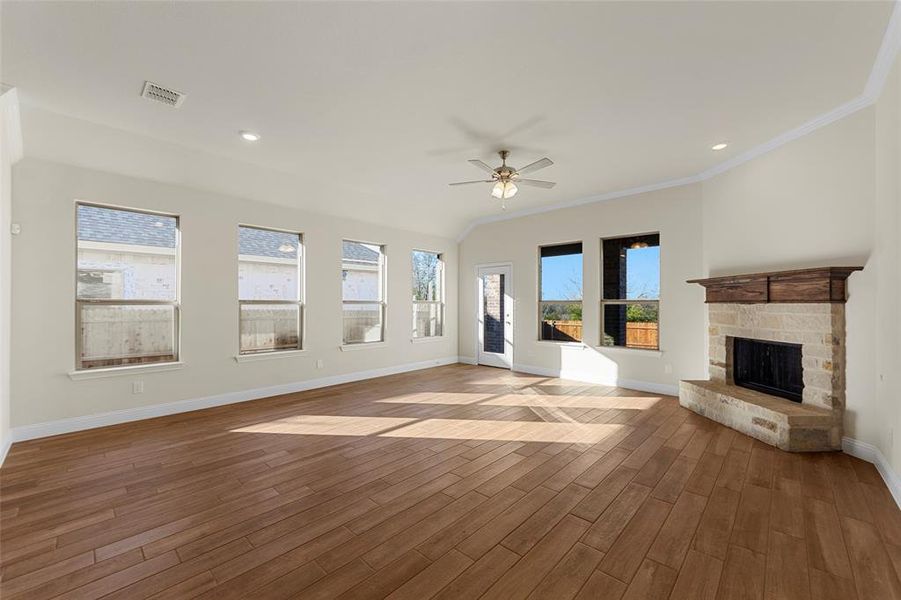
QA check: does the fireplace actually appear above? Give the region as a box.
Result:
[679,266,862,452]
[732,337,803,403]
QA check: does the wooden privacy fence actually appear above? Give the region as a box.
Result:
[626,322,658,349]
[541,320,658,348]
[541,320,582,342]
[343,309,382,343]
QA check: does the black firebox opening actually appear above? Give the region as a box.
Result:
[732,337,804,403]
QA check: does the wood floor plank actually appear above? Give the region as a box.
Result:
[527,542,603,600]
[765,530,810,600]
[596,497,672,582]
[481,515,590,600]
[620,558,677,600]
[668,549,723,600]
[841,515,901,600]
[432,544,520,600]
[692,486,741,560]
[1,364,897,600]
[716,544,765,600]
[646,490,707,570]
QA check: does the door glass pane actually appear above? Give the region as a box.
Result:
[240,304,300,354]
[343,302,383,344]
[79,304,176,368]
[482,273,505,354]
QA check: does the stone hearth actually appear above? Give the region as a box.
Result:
[680,267,860,452]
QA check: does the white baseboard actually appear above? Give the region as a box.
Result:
[512,362,680,396]
[843,436,901,508]
[458,356,477,365]
[9,356,461,445]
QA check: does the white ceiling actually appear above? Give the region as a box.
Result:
[1,1,894,238]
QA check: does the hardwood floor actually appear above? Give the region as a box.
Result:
[2,364,900,599]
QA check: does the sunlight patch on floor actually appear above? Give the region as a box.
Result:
[232,416,625,444]
[374,392,662,410]
[232,415,417,436]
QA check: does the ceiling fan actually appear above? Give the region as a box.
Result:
[449,150,555,208]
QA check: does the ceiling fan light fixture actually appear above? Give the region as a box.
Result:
[491,181,518,199]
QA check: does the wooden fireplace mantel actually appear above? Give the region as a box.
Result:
[687,266,862,304]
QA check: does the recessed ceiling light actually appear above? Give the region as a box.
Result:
[240,130,261,142]
[711,142,728,151]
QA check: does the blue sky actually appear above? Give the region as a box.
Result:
[541,246,659,300]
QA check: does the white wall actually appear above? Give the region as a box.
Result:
[458,184,708,393]
[874,54,901,471]
[701,107,878,447]
[10,158,458,429]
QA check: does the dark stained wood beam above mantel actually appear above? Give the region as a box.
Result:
[687,266,863,304]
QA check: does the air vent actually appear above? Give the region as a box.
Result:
[141,81,186,107]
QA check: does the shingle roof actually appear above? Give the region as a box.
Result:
[77,204,177,248]
[342,241,379,264]
[77,206,303,259]
[239,226,298,259]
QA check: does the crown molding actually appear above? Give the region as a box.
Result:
[455,174,701,243]
[457,0,901,243]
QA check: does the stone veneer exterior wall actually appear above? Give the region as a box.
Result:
[680,302,845,451]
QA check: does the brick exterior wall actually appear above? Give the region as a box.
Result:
[482,274,505,353]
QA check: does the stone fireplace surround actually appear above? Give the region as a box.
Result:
[679,267,861,452]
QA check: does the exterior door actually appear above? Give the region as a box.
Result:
[477,265,513,369]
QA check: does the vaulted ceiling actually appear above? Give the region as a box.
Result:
[2,1,895,237]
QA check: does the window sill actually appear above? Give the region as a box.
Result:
[340,341,387,351]
[595,345,663,358]
[68,361,185,380]
[411,336,446,344]
[234,350,306,363]
[536,341,586,348]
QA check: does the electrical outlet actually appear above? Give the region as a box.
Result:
[316,359,324,369]
[132,381,144,394]
[664,364,673,374]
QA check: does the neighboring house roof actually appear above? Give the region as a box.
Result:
[77,204,177,248]
[77,205,301,259]
[342,241,379,265]
[239,226,298,259]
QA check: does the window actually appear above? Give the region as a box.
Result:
[76,203,179,369]
[342,240,386,344]
[539,242,583,342]
[412,250,444,338]
[601,233,660,350]
[238,226,303,354]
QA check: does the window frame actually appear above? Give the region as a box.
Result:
[411,249,445,340]
[599,232,661,352]
[74,201,181,371]
[342,239,387,345]
[537,241,584,343]
[237,224,305,356]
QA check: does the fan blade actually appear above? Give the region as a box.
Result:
[449,180,493,186]
[516,157,553,175]
[468,159,496,174]
[516,178,556,188]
